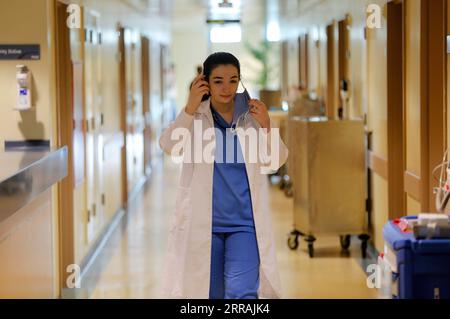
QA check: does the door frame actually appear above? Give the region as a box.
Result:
[338,16,351,119]
[386,0,405,219]
[326,22,337,119]
[118,26,128,206]
[298,33,309,90]
[55,0,80,293]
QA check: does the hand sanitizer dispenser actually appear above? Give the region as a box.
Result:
[15,65,32,110]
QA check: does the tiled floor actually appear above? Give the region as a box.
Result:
[85,156,378,299]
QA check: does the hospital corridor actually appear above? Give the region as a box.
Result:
[85,157,376,299]
[1,0,450,303]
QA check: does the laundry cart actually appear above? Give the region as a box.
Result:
[383,216,450,299]
[287,117,369,258]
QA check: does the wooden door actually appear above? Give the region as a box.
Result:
[386,0,405,219]
[84,11,103,241]
[142,36,152,176]
[55,1,74,294]
[120,28,144,199]
[118,26,128,206]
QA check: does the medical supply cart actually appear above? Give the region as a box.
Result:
[287,117,370,258]
[382,215,450,299]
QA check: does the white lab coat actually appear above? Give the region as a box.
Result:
[159,98,289,299]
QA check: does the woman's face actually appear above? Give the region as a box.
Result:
[208,64,239,105]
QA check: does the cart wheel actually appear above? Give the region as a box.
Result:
[361,242,367,259]
[308,243,314,258]
[340,235,351,251]
[279,180,286,190]
[269,173,281,186]
[284,184,293,197]
[287,234,299,250]
[358,234,370,259]
[361,241,367,259]
[304,236,316,258]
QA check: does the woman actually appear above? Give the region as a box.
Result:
[159,52,288,299]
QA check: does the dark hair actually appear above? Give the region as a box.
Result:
[201,52,241,101]
[203,52,240,80]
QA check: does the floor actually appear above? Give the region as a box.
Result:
[83,156,378,299]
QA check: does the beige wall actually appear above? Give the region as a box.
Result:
[0,0,59,297]
[0,0,56,149]
[172,30,208,114]
[285,38,300,94]
[0,190,55,298]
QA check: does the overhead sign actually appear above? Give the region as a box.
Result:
[0,45,40,60]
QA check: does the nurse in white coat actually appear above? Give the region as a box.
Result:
[159,52,288,299]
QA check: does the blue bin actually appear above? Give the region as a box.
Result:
[382,216,450,299]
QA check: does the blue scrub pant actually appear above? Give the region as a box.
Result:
[209,231,260,299]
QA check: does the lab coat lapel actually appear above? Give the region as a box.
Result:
[196,98,214,128]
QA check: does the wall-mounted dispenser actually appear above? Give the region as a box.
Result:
[339,79,350,119]
[15,65,32,111]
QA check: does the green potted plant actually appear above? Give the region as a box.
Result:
[244,39,281,109]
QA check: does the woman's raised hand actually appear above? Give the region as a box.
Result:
[185,74,210,115]
[248,99,271,131]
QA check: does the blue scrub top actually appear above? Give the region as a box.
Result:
[211,93,256,233]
